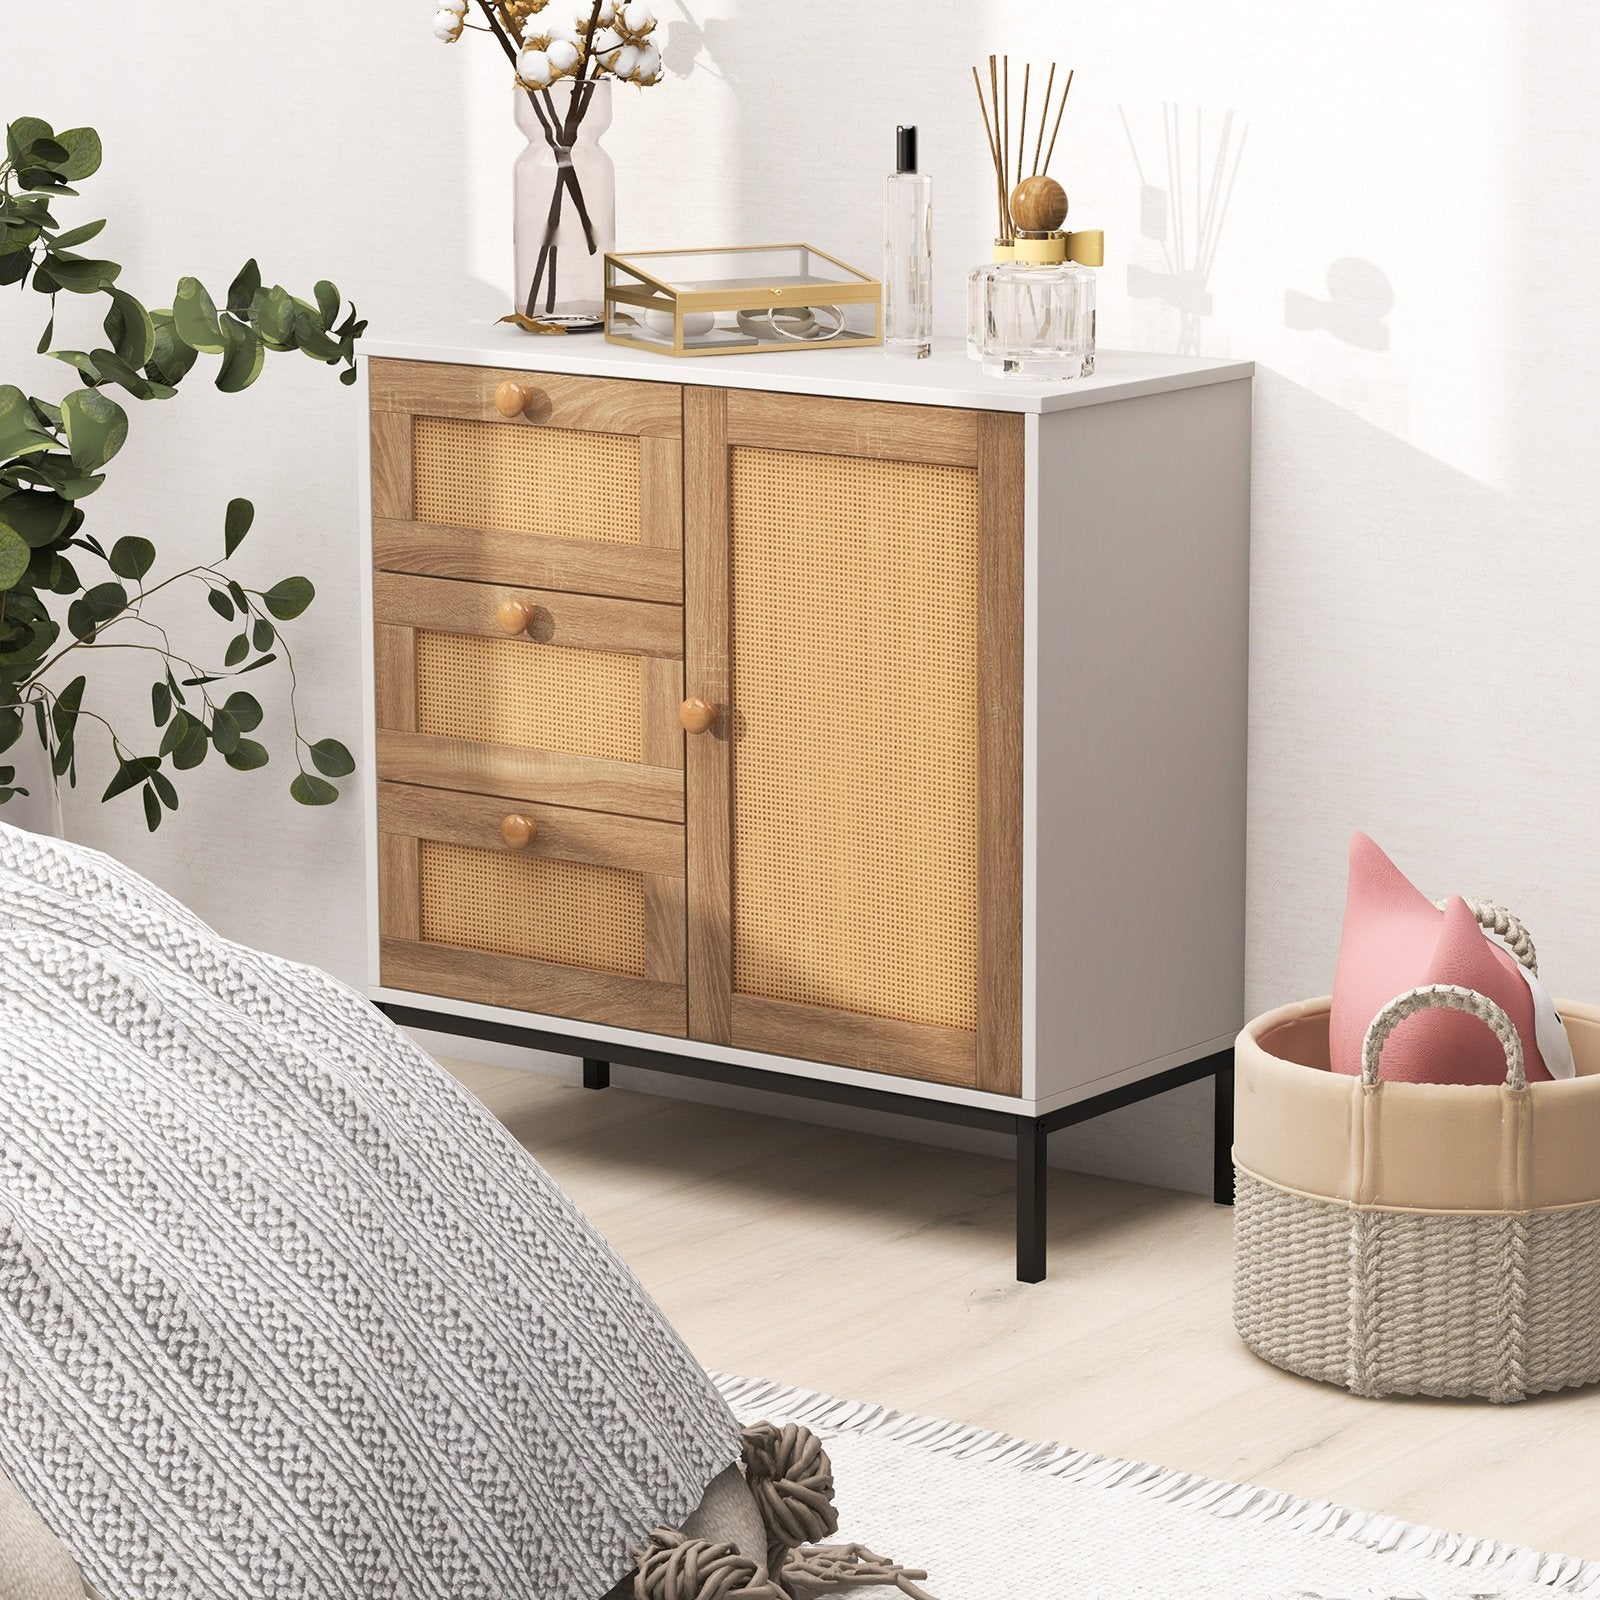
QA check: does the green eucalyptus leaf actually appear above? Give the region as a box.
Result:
[221,690,262,731]
[60,388,128,470]
[237,652,277,673]
[41,255,119,294]
[252,284,296,347]
[142,785,161,832]
[172,723,209,769]
[210,706,241,754]
[261,576,313,620]
[85,348,156,399]
[290,771,339,806]
[223,633,248,667]
[6,119,54,166]
[308,737,355,778]
[227,259,262,315]
[104,288,156,366]
[49,349,103,383]
[149,768,177,809]
[206,588,234,621]
[224,496,253,556]
[108,535,155,580]
[0,526,30,590]
[151,679,172,726]
[250,616,274,650]
[146,320,199,386]
[292,306,342,362]
[215,316,264,393]
[51,217,106,250]
[224,738,268,771]
[54,127,102,182]
[172,276,224,353]
[0,385,58,459]
[102,755,154,802]
[159,708,190,756]
[313,280,340,326]
[0,488,71,548]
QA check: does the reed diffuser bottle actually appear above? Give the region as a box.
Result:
[967,57,1102,379]
[884,124,932,359]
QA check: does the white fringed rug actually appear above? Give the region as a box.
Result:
[715,1376,1600,1600]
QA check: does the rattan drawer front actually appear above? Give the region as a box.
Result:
[414,415,640,546]
[729,445,980,1034]
[370,359,683,601]
[416,631,644,764]
[378,781,686,1034]
[373,571,686,819]
[420,840,646,974]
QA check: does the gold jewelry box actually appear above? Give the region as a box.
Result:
[604,244,883,356]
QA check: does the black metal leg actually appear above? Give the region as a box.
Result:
[1016,1117,1048,1283]
[1213,1054,1235,1206]
[582,1058,611,1091]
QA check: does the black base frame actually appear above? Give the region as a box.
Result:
[380,1000,1235,1282]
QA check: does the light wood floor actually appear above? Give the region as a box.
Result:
[450,1058,1600,1563]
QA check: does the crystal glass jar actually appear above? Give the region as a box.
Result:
[971,233,1096,380]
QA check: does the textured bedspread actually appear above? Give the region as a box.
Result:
[0,822,739,1599]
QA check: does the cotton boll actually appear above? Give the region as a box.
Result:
[433,8,464,40]
[439,0,468,12]
[589,25,622,55]
[608,42,639,78]
[517,47,554,86]
[619,1,655,36]
[546,37,581,73]
[631,38,661,82]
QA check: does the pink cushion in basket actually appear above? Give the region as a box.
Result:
[1329,832,1551,1085]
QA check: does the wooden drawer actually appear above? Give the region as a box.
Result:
[374,571,685,822]
[369,358,682,603]
[378,780,686,1035]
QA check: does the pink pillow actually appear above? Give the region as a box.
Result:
[1329,833,1551,1085]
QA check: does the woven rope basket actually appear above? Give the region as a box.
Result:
[1234,930,1600,1403]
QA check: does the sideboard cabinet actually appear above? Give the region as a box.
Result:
[361,331,1252,1279]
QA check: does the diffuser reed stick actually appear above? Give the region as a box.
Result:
[974,56,1075,242]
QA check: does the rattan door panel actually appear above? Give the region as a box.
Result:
[684,387,1024,1092]
[378,781,686,1034]
[370,358,682,602]
[373,572,685,822]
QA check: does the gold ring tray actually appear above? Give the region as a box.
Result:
[604,244,883,357]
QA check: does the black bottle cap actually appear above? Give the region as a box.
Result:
[896,125,918,174]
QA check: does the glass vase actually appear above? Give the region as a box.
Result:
[513,80,616,326]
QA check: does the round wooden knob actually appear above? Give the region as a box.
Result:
[679,697,717,735]
[496,598,535,635]
[494,379,531,418]
[499,813,538,849]
[1010,175,1068,233]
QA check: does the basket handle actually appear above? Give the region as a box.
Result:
[1432,895,1538,975]
[1361,983,1525,1090]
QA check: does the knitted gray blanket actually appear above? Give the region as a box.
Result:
[0,822,740,1599]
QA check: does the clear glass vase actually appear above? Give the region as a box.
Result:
[513,81,616,326]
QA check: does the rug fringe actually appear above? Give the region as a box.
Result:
[713,1373,1600,1596]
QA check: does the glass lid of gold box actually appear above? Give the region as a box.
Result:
[605,244,882,357]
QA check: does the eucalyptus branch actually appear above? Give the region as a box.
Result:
[0,113,361,827]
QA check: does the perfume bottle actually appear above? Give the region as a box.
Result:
[973,178,1099,380]
[884,124,932,359]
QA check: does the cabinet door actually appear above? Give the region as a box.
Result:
[369,358,683,602]
[684,389,1024,1092]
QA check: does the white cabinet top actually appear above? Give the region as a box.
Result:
[364,324,1252,415]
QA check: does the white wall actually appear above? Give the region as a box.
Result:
[6,1,1596,1194]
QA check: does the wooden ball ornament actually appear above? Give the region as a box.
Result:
[1009,175,1068,233]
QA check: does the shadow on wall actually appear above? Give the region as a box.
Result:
[1120,105,1247,355]
[1244,368,1531,1014]
[1285,258,1395,351]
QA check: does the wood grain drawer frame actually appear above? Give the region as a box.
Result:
[369,357,684,603]
[374,570,685,822]
[378,780,686,1036]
